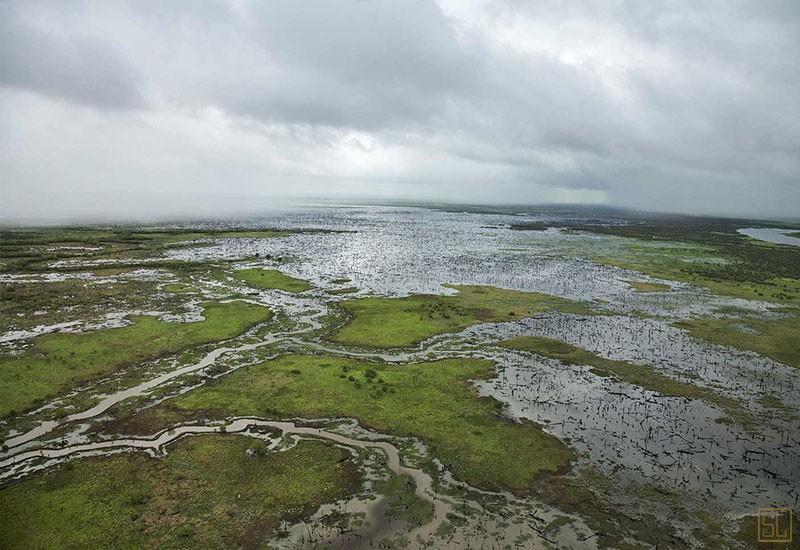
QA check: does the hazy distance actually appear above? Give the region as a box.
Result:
[2,1,799,223]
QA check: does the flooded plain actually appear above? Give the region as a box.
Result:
[1,205,798,548]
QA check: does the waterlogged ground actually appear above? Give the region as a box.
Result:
[1,205,799,548]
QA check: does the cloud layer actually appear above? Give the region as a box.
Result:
[2,0,799,221]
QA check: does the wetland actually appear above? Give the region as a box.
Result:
[1,205,798,548]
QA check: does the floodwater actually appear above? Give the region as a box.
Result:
[2,205,799,547]
[738,227,800,246]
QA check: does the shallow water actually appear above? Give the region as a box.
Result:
[2,205,799,547]
[168,207,773,319]
[738,227,800,247]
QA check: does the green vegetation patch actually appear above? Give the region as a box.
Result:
[513,215,800,306]
[163,282,195,294]
[0,278,172,334]
[532,469,688,549]
[332,285,592,348]
[501,336,752,425]
[602,248,800,306]
[675,313,800,370]
[173,354,574,492]
[374,472,433,527]
[0,436,358,549]
[233,268,313,293]
[0,228,306,274]
[625,280,671,293]
[0,301,270,417]
[328,287,359,295]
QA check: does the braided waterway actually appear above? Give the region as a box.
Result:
[2,206,799,547]
[0,418,455,545]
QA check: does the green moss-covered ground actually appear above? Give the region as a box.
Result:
[0,228,302,274]
[0,277,176,333]
[328,287,359,295]
[603,254,800,307]
[332,284,592,348]
[233,268,313,293]
[0,301,270,417]
[532,469,690,549]
[501,336,752,425]
[523,216,800,306]
[512,217,800,373]
[675,313,800,370]
[173,354,574,492]
[374,472,434,527]
[0,436,358,549]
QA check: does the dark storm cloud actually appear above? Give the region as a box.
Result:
[1,0,799,221]
[0,2,144,110]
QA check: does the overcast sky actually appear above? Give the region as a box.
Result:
[2,0,799,222]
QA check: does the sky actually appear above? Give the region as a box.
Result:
[1,0,799,223]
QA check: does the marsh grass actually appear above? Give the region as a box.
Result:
[327,287,359,295]
[332,285,592,348]
[0,301,270,417]
[604,251,800,306]
[0,436,358,549]
[675,313,800,370]
[374,472,434,527]
[233,268,313,293]
[174,354,575,492]
[0,278,173,333]
[0,228,301,274]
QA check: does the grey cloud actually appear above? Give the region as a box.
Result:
[0,3,144,110]
[180,1,473,130]
[1,0,799,221]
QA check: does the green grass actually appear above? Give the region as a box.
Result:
[0,436,358,549]
[0,228,305,274]
[513,216,800,307]
[0,301,270,417]
[0,278,178,333]
[173,354,574,492]
[332,285,592,348]
[531,468,682,549]
[573,219,800,306]
[604,248,800,306]
[675,312,800,370]
[328,287,359,295]
[233,268,313,293]
[625,280,671,293]
[374,472,433,527]
[501,336,752,425]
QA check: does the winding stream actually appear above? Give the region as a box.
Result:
[0,416,468,546]
[2,206,799,548]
